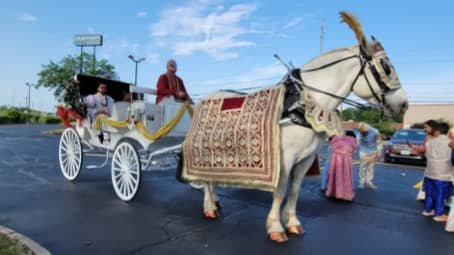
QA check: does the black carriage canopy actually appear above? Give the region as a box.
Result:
[75,73,143,102]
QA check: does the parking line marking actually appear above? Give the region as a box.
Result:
[17,168,50,185]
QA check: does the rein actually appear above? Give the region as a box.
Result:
[288,51,394,112]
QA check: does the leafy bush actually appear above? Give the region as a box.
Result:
[0,106,60,124]
[342,108,399,137]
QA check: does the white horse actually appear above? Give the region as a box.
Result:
[198,12,408,243]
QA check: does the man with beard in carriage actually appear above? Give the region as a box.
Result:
[155,59,192,104]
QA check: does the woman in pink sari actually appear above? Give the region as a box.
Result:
[325,131,358,201]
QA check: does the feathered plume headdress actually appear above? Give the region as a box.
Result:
[339,11,367,47]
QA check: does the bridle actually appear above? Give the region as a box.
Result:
[284,46,399,115]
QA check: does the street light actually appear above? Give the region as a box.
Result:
[25,82,34,125]
[128,54,145,86]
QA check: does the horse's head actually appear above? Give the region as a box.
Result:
[341,11,408,121]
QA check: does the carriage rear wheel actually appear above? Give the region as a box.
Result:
[111,142,142,201]
[58,128,83,181]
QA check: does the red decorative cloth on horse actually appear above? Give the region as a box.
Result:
[182,86,284,192]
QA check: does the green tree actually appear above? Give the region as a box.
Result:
[36,53,118,99]
[341,107,397,136]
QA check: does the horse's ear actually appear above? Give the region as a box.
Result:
[339,11,368,53]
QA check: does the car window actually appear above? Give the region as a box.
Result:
[393,131,409,139]
[393,130,425,141]
[411,131,426,141]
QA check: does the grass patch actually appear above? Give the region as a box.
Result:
[0,106,60,125]
[0,234,30,255]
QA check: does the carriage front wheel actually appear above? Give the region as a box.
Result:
[58,128,83,181]
[111,142,142,201]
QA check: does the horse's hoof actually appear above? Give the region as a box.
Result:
[286,225,305,236]
[268,232,288,243]
[204,210,219,219]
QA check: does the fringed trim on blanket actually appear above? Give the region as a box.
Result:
[301,91,343,137]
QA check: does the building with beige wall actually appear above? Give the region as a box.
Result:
[403,103,454,128]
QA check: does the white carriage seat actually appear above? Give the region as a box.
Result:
[111,102,130,121]
[144,103,162,134]
[160,99,192,137]
[105,101,130,133]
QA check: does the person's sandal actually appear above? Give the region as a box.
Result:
[422,210,435,216]
[433,215,448,222]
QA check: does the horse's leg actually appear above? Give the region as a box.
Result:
[282,155,315,236]
[266,156,292,243]
[203,182,219,219]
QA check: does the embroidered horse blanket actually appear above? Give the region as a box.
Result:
[182,86,284,192]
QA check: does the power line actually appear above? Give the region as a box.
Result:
[405,81,454,85]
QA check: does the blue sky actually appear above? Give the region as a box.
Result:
[1,0,453,111]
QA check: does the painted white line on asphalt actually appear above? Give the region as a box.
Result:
[376,162,425,170]
[17,168,51,185]
[350,160,424,170]
[14,155,27,165]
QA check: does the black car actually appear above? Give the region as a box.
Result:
[384,128,426,164]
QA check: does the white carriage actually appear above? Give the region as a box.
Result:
[58,74,193,201]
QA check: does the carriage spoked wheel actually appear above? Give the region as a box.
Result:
[58,128,83,181]
[111,142,142,201]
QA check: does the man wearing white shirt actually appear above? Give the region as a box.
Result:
[84,82,114,144]
[356,122,382,189]
[84,82,114,121]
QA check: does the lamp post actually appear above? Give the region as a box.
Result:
[128,55,145,86]
[25,82,34,125]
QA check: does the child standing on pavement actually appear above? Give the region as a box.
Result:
[413,120,437,201]
[422,122,454,222]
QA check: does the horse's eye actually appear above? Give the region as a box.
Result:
[380,59,392,76]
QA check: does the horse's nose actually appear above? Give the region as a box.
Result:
[401,102,408,111]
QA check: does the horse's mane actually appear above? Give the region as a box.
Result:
[302,46,358,71]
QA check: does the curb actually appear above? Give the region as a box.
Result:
[0,225,51,255]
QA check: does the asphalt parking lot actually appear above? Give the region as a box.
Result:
[0,125,453,255]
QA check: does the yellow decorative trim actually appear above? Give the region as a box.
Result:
[94,115,129,130]
[94,103,194,141]
[413,180,422,189]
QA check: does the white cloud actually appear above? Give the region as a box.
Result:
[283,17,305,30]
[99,38,141,60]
[18,13,38,22]
[143,44,161,65]
[282,11,319,30]
[137,11,147,18]
[193,62,287,95]
[149,1,257,60]
[146,52,160,64]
